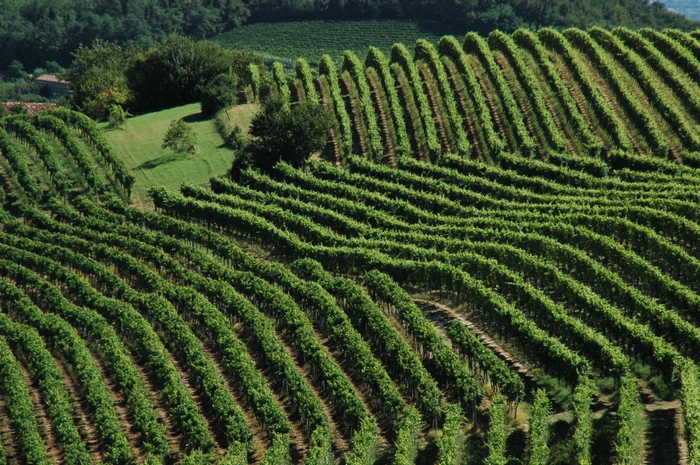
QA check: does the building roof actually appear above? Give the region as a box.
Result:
[2,102,58,115]
[36,74,69,84]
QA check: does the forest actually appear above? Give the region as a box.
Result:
[0,0,697,72]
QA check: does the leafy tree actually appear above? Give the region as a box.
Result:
[127,36,234,112]
[243,97,332,174]
[107,104,132,129]
[7,60,28,80]
[200,73,238,117]
[162,119,198,154]
[63,40,136,120]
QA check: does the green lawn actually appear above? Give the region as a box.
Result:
[212,19,452,67]
[102,103,259,204]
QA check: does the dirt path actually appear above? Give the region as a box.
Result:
[546,51,613,150]
[291,80,305,104]
[642,398,687,465]
[517,49,578,156]
[412,299,533,385]
[365,69,397,165]
[467,55,514,154]
[338,74,370,160]
[199,342,267,462]
[442,58,487,163]
[315,77,343,166]
[417,62,452,154]
[241,339,309,463]
[272,324,351,457]
[132,357,182,458]
[493,53,545,157]
[165,341,222,455]
[306,322,391,449]
[87,350,142,461]
[391,65,428,162]
[53,355,104,463]
[17,361,60,464]
[568,51,647,156]
[0,395,17,464]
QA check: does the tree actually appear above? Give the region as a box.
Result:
[162,119,198,154]
[63,40,136,120]
[107,104,132,129]
[243,97,332,174]
[200,73,238,117]
[128,36,239,112]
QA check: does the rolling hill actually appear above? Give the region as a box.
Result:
[2,26,700,464]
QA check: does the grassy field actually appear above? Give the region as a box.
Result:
[212,19,452,67]
[102,102,259,203]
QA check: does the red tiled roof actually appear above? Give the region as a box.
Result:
[36,74,68,84]
[2,102,58,115]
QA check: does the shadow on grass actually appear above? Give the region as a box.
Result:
[645,409,681,465]
[591,408,617,465]
[181,112,209,123]
[134,152,189,170]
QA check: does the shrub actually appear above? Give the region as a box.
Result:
[200,73,238,117]
[107,104,132,129]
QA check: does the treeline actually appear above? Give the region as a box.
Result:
[1,0,696,72]
[64,36,265,118]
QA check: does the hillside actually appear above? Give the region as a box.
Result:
[100,103,259,203]
[212,20,447,67]
[1,0,697,71]
[2,26,700,465]
[279,27,700,165]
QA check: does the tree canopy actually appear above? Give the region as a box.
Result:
[0,0,696,73]
[232,97,332,177]
[64,36,264,118]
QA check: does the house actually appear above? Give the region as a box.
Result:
[36,74,71,100]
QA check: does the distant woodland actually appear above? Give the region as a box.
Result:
[1,0,697,71]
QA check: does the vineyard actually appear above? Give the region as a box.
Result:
[2,26,700,465]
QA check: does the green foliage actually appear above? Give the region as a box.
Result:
[107,104,132,129]
[295,58,319,105]
[438,404,465,465]
[181,449,215,465]
[64,40,135,120]
[346,417,379,465]
[394,407,422,465]
[261,434,292,465]
[221,443,248,465]
[128,36,231,112]
[200,74,238,117]
[485,396,508,465]
[305,427,334,465]
[679,358,700,465]
[319,54,354,157]
[162,119,198,154]
[573,379,594,465]
[529,389,551,465]
[244,97,331,174]
[614,375,642,465]
[272,62,291,111]
[249,63,261,102]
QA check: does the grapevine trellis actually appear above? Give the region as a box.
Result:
[2,26,700,465]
